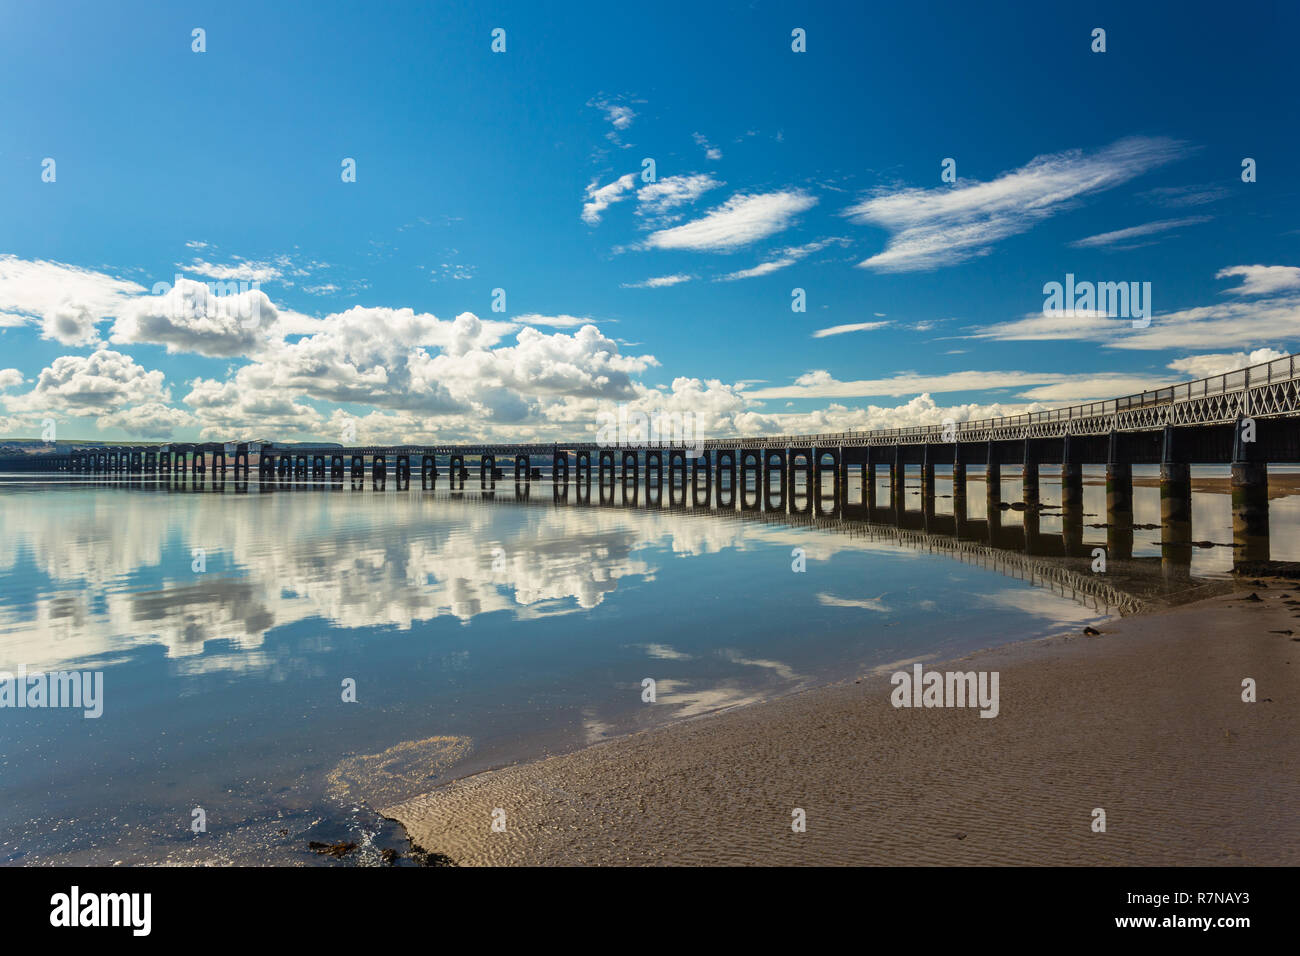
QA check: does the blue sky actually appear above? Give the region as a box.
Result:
[1,0,1297,443]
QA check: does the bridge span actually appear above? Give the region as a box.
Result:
[6,352,1300,566]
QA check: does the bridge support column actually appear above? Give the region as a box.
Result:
[891,446,906,515]
[553,451,569,486]
[421,455,436,487]
[986,441,1002,546]
[866,450,879,512]
[814,446,839,517]
[514,454,529,484]
[739,449,760,511]
[789,448,812,515]
[1061,435,1084,557]
[450,455,464,490]
[920,444,936,522]
[575,450,591,503]
[598,449,615,505]
[667,450,686,508]
[715,449,735,509]
[623,450,639,506]
[1159,426,1192,577]
[372,454,386,487]
[952,444,968,535]
[764,450,786,512]
[1022,439,1040,554]
[312,454,325,481]
[645,449,662,497]
[1231,415,1269,567]
[396,454,410,488]
[480,454,495,490]
[1105,430,1133,562]
[691,451,711,508]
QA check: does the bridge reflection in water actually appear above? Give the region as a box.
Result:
[45,454,1243,619]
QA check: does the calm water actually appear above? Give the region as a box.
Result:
[0,467,1278,864]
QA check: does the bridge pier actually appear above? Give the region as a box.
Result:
[667,449,686,508]
[715,448,736,509]
[986,441,1003,547]
[1105,431,1134,562]
[598,449,615,505]
[422,455,436,487]
[920,444,936,522]
[574,450,591,503]
[553,451,569,486]
[514,454,530,485]
[312,454,325,481]
[1159,426,1193,576]
[645,450,662,505]
[764,449,786,512]
[952,444,968,534]
[890,446,906,514]
[814,446,839,517]
[739,449,760,511]
[691,451,711,508]
[623,450,639,506]
[480,454,495,490]
[450,455,464,490]
[373,454,386,487]
[1231,416,1269,566]
[331,454,344,483]
[789,447,811,515]
[1060,435,1084,557]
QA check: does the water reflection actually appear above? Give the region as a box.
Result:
[0,470,1268,864]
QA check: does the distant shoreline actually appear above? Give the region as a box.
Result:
[386,579,1300,866]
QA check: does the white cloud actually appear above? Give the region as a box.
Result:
[644,190,818,252]
[811,321,889,338]
[845,136,1187,272]
[4,349,170,416]
[636,174,722,218]
[96,402,196,438]
[692,132,722,160]
[715,237,848,281]
[1216,265,1300,296]
[621,274,694,289]
[109,278,283,357]
[746,368,1171,401]
[512,313,601,328]
[184,258,283,283]
[0,255,147,341]
[1165,348,1289,379]
[1070,215,1211,248]
[582,173,637,225]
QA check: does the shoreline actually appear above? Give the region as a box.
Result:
[385,578,1300,866]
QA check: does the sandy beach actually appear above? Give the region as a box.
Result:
[386,579,1300,866]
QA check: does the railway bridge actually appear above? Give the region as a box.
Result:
[7,352,1300,566]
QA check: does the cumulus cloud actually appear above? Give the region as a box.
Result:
[1166,348,1289,379]
[692,132,722,160]
[643,190,818,252]
[0,254,146,340]
[845,136,1187,272]
[96,402,196,438]
[4,349,170,416]
[109,278,282,357]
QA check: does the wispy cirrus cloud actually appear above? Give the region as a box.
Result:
[581,173,637,225]
[845,136,1188,272]
[636,174,722,220]
[1070,215,1211,249]
[746,367,1171,401]
[811,321,889,338]
[716,237,849,281]
[643,190,817,252]
[621,274,695,289]
[971,264,1300,351]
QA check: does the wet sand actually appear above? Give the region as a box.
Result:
[386,580,1300,865]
